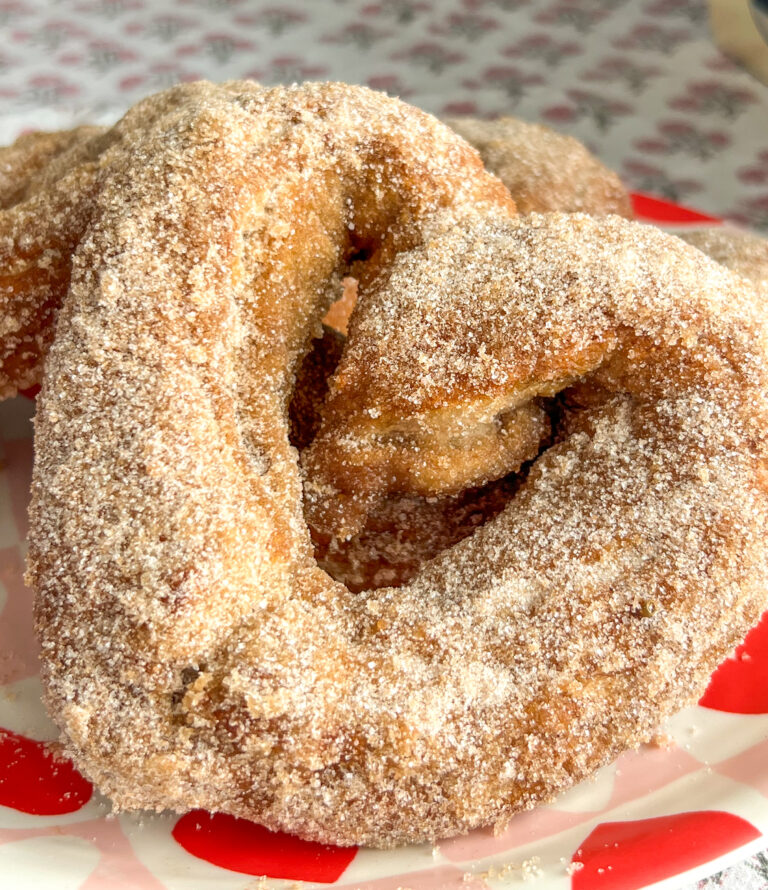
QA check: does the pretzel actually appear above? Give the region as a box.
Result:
[447,116,632,216]
[0,85,248,396]
[680,225,768,298]
[27,83,768,848]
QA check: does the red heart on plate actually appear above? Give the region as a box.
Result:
[570,811,760,890]
[172,809,357,882]
[629,192,720,224]
[0,728,92,814]
[699,610,768,714]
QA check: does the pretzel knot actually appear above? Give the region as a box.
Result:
[28,82,768,848]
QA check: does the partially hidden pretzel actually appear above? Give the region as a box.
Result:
[0,85,258,397]
[447,115,633,217]
[680,225,768,298]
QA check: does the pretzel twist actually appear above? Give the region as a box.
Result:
[27,83,768,848]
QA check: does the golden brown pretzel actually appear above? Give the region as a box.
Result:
[447,115,632,216]
[29,74,768,848]
[0,125,105,395]
[680,225,768,298]
[0,126,104,208]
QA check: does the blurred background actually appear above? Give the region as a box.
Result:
[0,0,767,230]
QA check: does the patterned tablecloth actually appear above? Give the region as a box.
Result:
[1,1,768,889]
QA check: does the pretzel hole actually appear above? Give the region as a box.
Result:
[311,469,531,593]
[292,332,589,592]
[171,665,203,713]
[287,241,371,448]
[288,326,345,452]
[347,245,373,265]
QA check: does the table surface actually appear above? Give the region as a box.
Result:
[1,1,767,889]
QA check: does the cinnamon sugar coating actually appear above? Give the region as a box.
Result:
[312,477,521,593]
[27,82,768,848]
[0,124,104,395]
[0,84,266,397]
[447,116,632,217]
[680,226,768,298]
